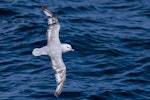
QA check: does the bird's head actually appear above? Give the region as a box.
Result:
[61,43,74,53]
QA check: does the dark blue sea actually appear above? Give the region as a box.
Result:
[0,0,150,100]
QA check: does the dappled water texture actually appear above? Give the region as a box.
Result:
[0,0,150,100]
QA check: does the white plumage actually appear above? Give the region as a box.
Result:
[32,6,74,97]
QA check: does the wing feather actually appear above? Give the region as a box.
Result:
[51,58,66,97]
[41,6,60,44]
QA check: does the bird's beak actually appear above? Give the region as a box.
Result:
[71,49,75,51]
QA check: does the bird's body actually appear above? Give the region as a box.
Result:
[32,6,74,97]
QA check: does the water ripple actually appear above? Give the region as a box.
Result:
[0,0,150,100]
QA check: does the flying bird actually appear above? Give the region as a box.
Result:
[32,6,74,97]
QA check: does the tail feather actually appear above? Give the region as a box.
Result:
[32,46,48,56]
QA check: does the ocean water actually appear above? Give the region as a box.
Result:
[0,0,150,100]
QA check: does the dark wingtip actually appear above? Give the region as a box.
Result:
[41,6,47,11]
[54,92,60,97]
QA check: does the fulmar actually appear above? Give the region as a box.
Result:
[32,6,74,97]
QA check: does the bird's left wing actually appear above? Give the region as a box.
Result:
[41,6,60,44]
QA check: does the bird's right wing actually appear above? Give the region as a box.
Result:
[51,57,66,97]
[41,6,60,44]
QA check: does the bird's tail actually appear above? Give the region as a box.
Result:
[32,46,48,56]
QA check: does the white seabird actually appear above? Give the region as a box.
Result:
[32,6,74,97]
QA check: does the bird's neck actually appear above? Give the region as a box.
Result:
[61,44,67,53]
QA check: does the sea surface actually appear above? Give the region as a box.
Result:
[0,0,150,100]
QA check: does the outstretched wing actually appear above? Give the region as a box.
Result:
[42,6,60,44]
[51,57,66,97]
